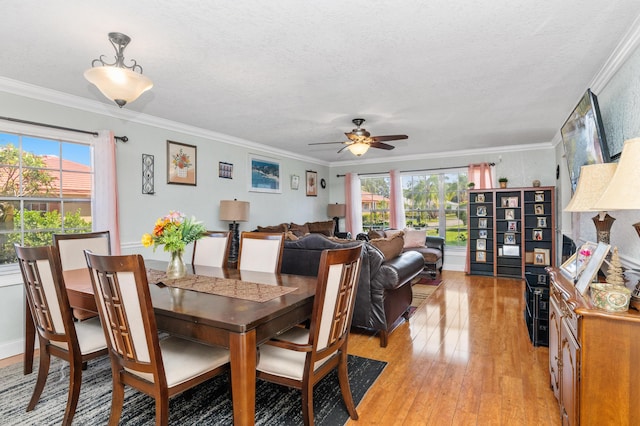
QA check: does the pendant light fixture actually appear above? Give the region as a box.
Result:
[84,32,153,108]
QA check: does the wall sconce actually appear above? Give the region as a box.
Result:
[327,203,346,235]
[219,199,250,263]
[564,163,617,243]
[84,32,153,108]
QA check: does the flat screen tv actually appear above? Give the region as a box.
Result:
[561,89,610,193]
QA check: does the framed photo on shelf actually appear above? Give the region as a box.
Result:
[507,221,517,231]
[533,248,550,266]
[537,217,547,228]
[478,218,488,228]
[525,251,534,263]
[534,192,545,202]
[560,241,598,281]
[505,209,515,220]
[504,233,516,244]
[476,239,487,251]
[479,229,488,239]
[575,242,611,295]
[537,274,547,285]
[476,251,487,262]
[534,204,544,215]
[507,197,519,207]
[533,228,543,241]
[477,206,487,216]
[502,245,520,257]
[476,194,485,203]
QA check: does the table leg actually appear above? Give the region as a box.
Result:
[229,330,257,426]
[24,300,35,375]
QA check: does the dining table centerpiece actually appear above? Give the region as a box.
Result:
[141,211,206,279]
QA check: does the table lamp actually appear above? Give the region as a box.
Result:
[564,163,617,243]
[219,199,250,263]
[327,203,346,235]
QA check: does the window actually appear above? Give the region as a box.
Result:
[0,131,93,265]
[360,176,390,230]
[402,170,468,247]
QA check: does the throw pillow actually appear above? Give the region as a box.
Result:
[284,231,299,241]
[368,230,385,240]
[369,232,405,260]
[403,229,426,248]
[307,220,334,237]
[289,222,310,237]
[257,223,288,233]
[385,229,404,239]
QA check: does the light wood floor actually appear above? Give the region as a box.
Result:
[346,270,561,426]
[1,271,561,425]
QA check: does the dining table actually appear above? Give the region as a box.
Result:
[23,260,317,426]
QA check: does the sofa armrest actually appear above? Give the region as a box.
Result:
[426,236,445,264]
[373,251,424,290]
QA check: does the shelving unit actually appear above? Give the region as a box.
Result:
[467,190,494,276]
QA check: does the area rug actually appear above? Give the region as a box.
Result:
[409,277,442,309]
[0,354,385,425]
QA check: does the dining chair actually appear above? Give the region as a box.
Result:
[191,230,232,268]
[15,244,108,426]
[53,231,111,320]
[237,231,285,273]
[256,244,364,426]
[84,252,230,426]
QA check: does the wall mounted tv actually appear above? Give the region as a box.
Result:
[561,88,610,193]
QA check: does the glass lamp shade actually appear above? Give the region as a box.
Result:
[84,66,153,107]
[219,200,250,222]
[594,138,640,211]
[347,142,370,156]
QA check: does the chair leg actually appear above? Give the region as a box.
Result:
[62,358,83,426]
[155,397,170,426]
[108,377,125,426]
[337,351,358,420]
[379,330,388,348]
[301,381,314,426]
[27,341,51,411]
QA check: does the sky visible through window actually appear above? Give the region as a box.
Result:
[0,133,91,166]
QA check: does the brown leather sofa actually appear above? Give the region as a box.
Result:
[281,233,424,347]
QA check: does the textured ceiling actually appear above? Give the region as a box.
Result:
[2,1,640,164]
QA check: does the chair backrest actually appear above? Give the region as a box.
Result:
[192,231,231,268]
[15,244,78,351]
[308,245,363,360]
[238,232,285,273]
[84,252,165,385]
[53,231,111,271]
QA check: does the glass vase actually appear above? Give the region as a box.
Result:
[166,250,186,279]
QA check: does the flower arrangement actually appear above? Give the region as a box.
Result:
[141,211,206,253]
[172,148,192,170]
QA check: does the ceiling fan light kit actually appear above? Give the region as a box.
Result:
[308,118,408,157]
[84,32,153,108]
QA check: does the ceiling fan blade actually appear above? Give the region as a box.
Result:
[370,142,395,150]
[337,145,351,154]
[369,134,408,142]
[308,141,347,146]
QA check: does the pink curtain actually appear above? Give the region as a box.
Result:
[389,169,406,229]
[468,163,494,189]
[344,173,363,236]
[93,130,121,254]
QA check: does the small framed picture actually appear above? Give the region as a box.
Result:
[533,248,550,266]
[476,239,487,250]
[503,245,520,257]
[537,274,547,285]
[477,206,487,216]
[534,204,544,215]
[290,174,300,190]
[476,251,487,262]
[476,193,485,203]
[505,209,515,220]
[534,192,544,202]
[525,252,534,263]
[167,140,197,186]
[306,170,318,196]
[478,218,488,228]
[218,161,233,179]
[501,197,510,207]
[533,229,543,241]
[507,197,519,207]
[479,229,488,239]
[507,221,517,231]
[504,233,516,244]
[537,217,547,228]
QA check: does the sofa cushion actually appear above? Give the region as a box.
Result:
[289,222,310,237]
[306,220,334,237]
[403,246,442,263]
[368,230,386,240]
[257,223,288,233]
[369,232,405,260]
[403,229,426,248]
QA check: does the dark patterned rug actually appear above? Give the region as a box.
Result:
[0,353,385,425]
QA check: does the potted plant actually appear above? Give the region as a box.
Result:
[467,182,475,190]
[498,177,508,188]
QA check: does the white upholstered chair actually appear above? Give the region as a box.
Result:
[84,252,230,426]
[15,244,107,426]
[237,232,285,273]
[191,230,231,268]
[256,244,363,426]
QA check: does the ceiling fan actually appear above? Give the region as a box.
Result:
[309,118,408,156]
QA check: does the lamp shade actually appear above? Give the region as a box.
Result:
[84,66,153,107]
[347,142,370,156]
[327,203,346,218]
[594,138,640,210]
[219,200,249,222]
[564,163,617,212]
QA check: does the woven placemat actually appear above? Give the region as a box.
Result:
[146,269,297,303]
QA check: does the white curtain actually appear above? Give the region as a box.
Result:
[389,169,406,229]
[92,130,121,254]
[344,173,363,236]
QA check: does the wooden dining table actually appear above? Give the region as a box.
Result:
[23,260,317,426]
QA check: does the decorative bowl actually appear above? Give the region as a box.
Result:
[590,283,631,312]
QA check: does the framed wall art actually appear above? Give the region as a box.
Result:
[291,174,300,190]
[219,162,233,179]
[167,140,197,186]
[306,170,318,196]
[249,155,281,193]
[142,154,154,194]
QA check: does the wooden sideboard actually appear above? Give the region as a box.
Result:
[548,267,640,425]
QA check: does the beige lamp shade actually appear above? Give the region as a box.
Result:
[327,203,346,218]
[84,66,153,107]
[219,200,250,222]
[564,163,618,212]
[594,138,640,211]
